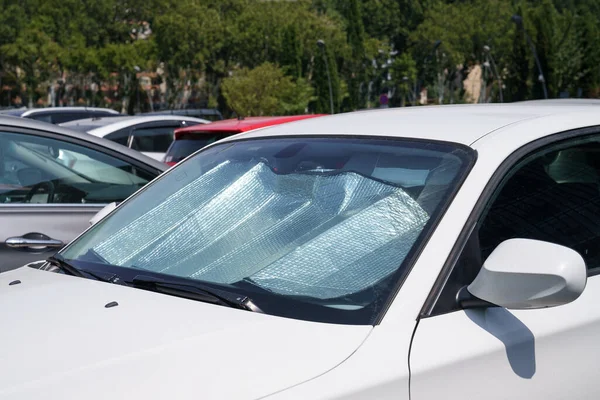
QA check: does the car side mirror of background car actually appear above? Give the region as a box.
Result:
[459,238,586,310]
[89,202,119,226]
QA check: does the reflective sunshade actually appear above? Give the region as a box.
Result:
[63,137,473,324]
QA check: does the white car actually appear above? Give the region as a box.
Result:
[5,103,600,399]
[61,115,209,161]
[8,106,120,123]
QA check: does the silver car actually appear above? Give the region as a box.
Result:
[0,116,167,272]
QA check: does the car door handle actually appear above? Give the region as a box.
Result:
[5,236,64,248]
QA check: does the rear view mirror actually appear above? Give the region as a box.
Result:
[90,202,119,226]
[463,238,586,310]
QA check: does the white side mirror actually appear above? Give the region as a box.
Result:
[89,202,119,226]
[466,238,586,310]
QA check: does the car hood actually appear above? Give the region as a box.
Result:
[0,267,371,400]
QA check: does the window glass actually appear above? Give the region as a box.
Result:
[0,131,155,205]
[131,126,176,152]
[62,137,473,324]
[478,140,600,268]
[28,114,53,123]
[433,136,600,316]
[105,128,130,146]
[163,134,233,163]
[51,113,90,124]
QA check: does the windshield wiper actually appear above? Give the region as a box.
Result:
[130,275,263,313]
[46,255,123,284]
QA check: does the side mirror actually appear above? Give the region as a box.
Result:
[463,238,586,310]
[89,202,119,226]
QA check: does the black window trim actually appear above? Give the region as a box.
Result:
[420,125,600,319]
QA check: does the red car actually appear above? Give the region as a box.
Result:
[163,115,326,166]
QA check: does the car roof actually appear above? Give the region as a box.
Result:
[20,107,119,117]
[144,109,222,116]
[219,104,600,147]
[0,116,167,171]
[174,115,326,139]
[60,116,137,131]
[64,115,210,137]
[0,108,27,117]
[516,99,600,106]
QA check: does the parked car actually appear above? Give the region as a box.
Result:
[142,108,224,121]
[6,103,600,399]
[61,115,209,161]
[0,107,27,116]
[7,106,120,124]
[163,115,326,166]
[0,116,167,272]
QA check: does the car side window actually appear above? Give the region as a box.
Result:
[50,113,88,124]
[432,136,600,315]
[0,131,155,205]
[28,114,53,123]
[130,125,176,153]
[105,128,130,146]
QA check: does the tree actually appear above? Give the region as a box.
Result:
[1,27,62,107]
[221,62,313,116]
[410,0,513,103]
[312,44,340,113]
[338,0,365,110]
[505,12,531,102]
[153,0,224,107]
[280,25,303,78]
[576,4,600,96]
[391,53,418,106]
[530,0,557,99]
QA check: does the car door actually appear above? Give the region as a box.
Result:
[129,120,201,161]
[410,132,600,400]
[0,128,157,272]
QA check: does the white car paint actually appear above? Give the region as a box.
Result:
[6,103,600,399]
[20,107,119,118]
[84,115,209,160]
[0,267,370,400]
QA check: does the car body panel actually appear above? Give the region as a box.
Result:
[410,281,600,399]
[142,108,224,121]
[0,117,166,271]
[0,267,371,400]
[164,115,326,165]
[221,104,600,147]
[20,107,120,118]
[63,115,210,160]
[82,115,209,138]
[173,115,327,138]
[0,205,101,272]
[5,104,600,399]
[20,107,120,124]
[220,105,549,145]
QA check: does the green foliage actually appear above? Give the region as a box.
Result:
[2,0,600,110]
[281,25,303,78]
[221,62,313,116]
[312,44,341,114]
[505,8,531,102]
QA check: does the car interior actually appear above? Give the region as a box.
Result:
[479,142,600,269]
[0,135,152,204]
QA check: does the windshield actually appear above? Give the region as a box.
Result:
[62,136,473,324]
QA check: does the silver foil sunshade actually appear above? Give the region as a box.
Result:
[94,161,429,299]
